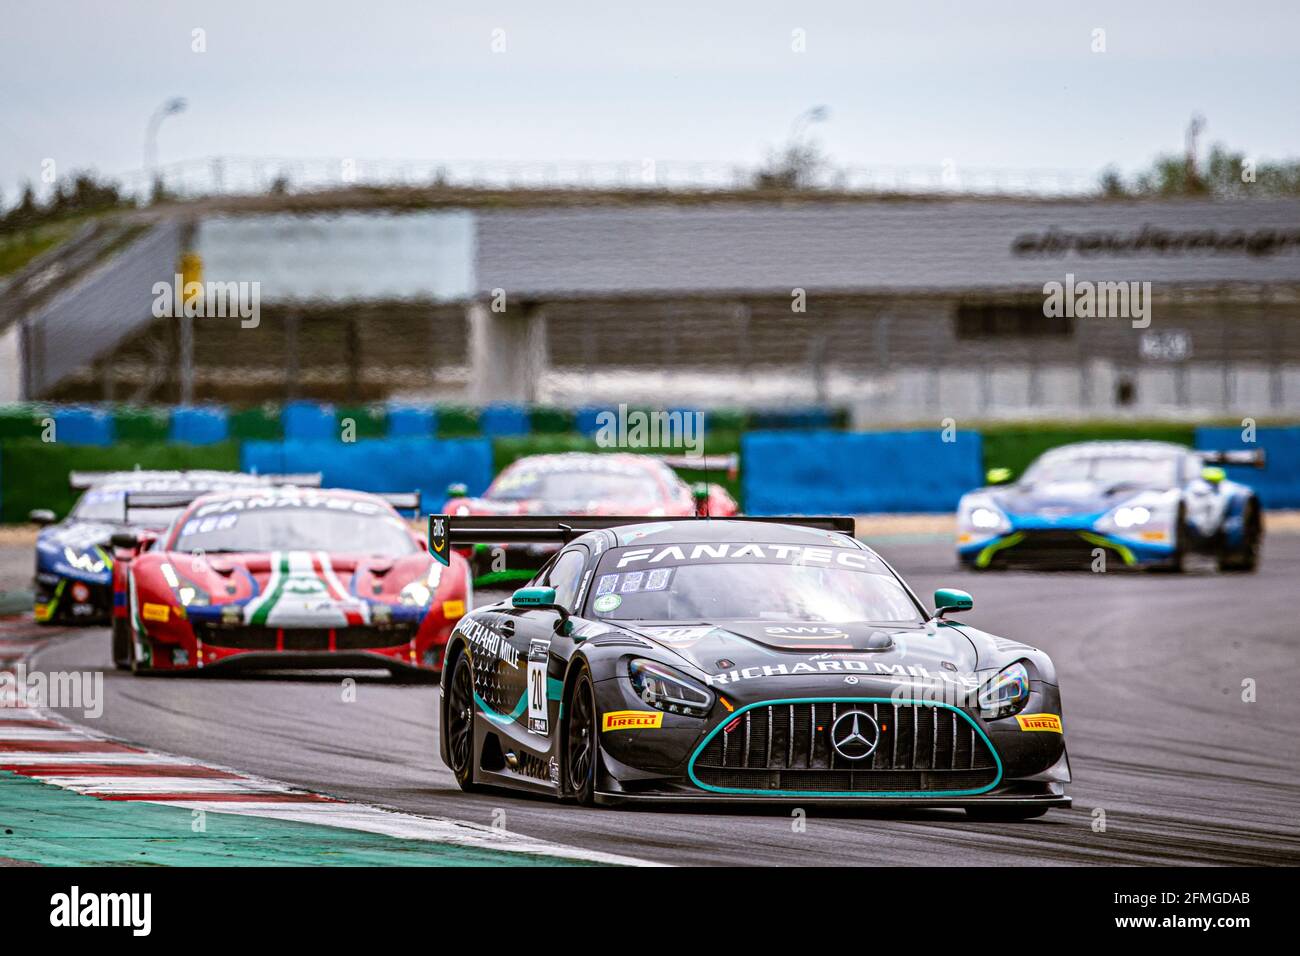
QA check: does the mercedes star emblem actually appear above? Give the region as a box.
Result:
[830,709,880,760]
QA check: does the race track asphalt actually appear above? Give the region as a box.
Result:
[25,534,1300,866]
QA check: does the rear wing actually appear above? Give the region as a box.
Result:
[126,489,420,523]
[658,453,740,480]
[426,513,856,566]
[122,492,203,524]
[70,470,323,491]
[377,492,422,515]
[1200,450,1266,468]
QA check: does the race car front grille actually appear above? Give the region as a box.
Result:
[195,623,415,651]
[997,531,1100,569]
[692,701,998,793]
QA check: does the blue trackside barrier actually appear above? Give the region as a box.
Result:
[282,401,337,441]
[742,429,984,514]
[1195,425,1300,509]
[575,407,605,436]
[240,438,495,512]
[387,405,437,438]
[169,406,229,445]
[53,407,114,446]
[479,404,530,437]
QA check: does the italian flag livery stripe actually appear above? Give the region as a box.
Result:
[244,551,368,628]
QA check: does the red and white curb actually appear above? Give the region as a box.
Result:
[0,616,656,866]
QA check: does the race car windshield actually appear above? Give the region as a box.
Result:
[72,490,180,528]
[587,562,923,624]
[488,469,660,507]
[1023,455,1178,488]
[171,508,416,555]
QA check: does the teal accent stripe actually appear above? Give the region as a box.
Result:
[475,690,528,725]
[687,697,1003,798]
[473,679,561,725]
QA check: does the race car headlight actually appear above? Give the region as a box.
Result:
[1112,505,1151,528]
[399,581,432,606]
[1098,490,1178,535]
[160,562,209,607]
[959,496,1010,535]
[977,662,1031,720]
[63,546,106,574]
[177,585,210,607]
[628,659,713,718]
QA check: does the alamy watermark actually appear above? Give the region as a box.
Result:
[1043,273,1151,328]
[594,404,704,457]
[152,274,261,328]
[0,663,103,718]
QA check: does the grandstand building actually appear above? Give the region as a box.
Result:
[4,195,1299,422]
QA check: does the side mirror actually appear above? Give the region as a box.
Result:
[28,509,56,526]
[933,587,973,620]
[1201,466,1226,485]
[110,531,140,550]
[985,467,1013,486]
[511,586,573,635]
[446,482,468,499]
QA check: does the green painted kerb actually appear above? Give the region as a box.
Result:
[0,771,598,867]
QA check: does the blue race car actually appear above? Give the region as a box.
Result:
[956,441,1264,573]
[30,470,318,625]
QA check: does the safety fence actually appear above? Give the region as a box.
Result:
[1,407,1297,522]
[0,402,843,445]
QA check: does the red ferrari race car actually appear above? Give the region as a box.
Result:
[442,451,740,584]
[110,486,473,678]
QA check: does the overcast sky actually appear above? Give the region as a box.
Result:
[1,0,1297,201]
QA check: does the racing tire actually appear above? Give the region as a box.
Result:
[565,669,599,806]
[1218,500,1261,573]
[111,618,132,670]
[964,805,1050,822]
[1151,505,1187,573]
[445,653,479,792]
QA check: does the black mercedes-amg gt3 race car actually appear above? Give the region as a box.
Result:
[431,514,1070,819]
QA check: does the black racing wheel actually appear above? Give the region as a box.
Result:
[1219,499,1261,572]
[445,653,479,791]
[111,617,132,670]
[565,669,599,806]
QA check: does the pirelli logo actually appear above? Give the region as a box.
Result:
[141,603,170,623]
[1016,713,1063,733]
[602,710,663,732]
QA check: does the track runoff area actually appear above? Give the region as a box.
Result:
[2,518,1293,933]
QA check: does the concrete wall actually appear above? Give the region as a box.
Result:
[0,323,20,402]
